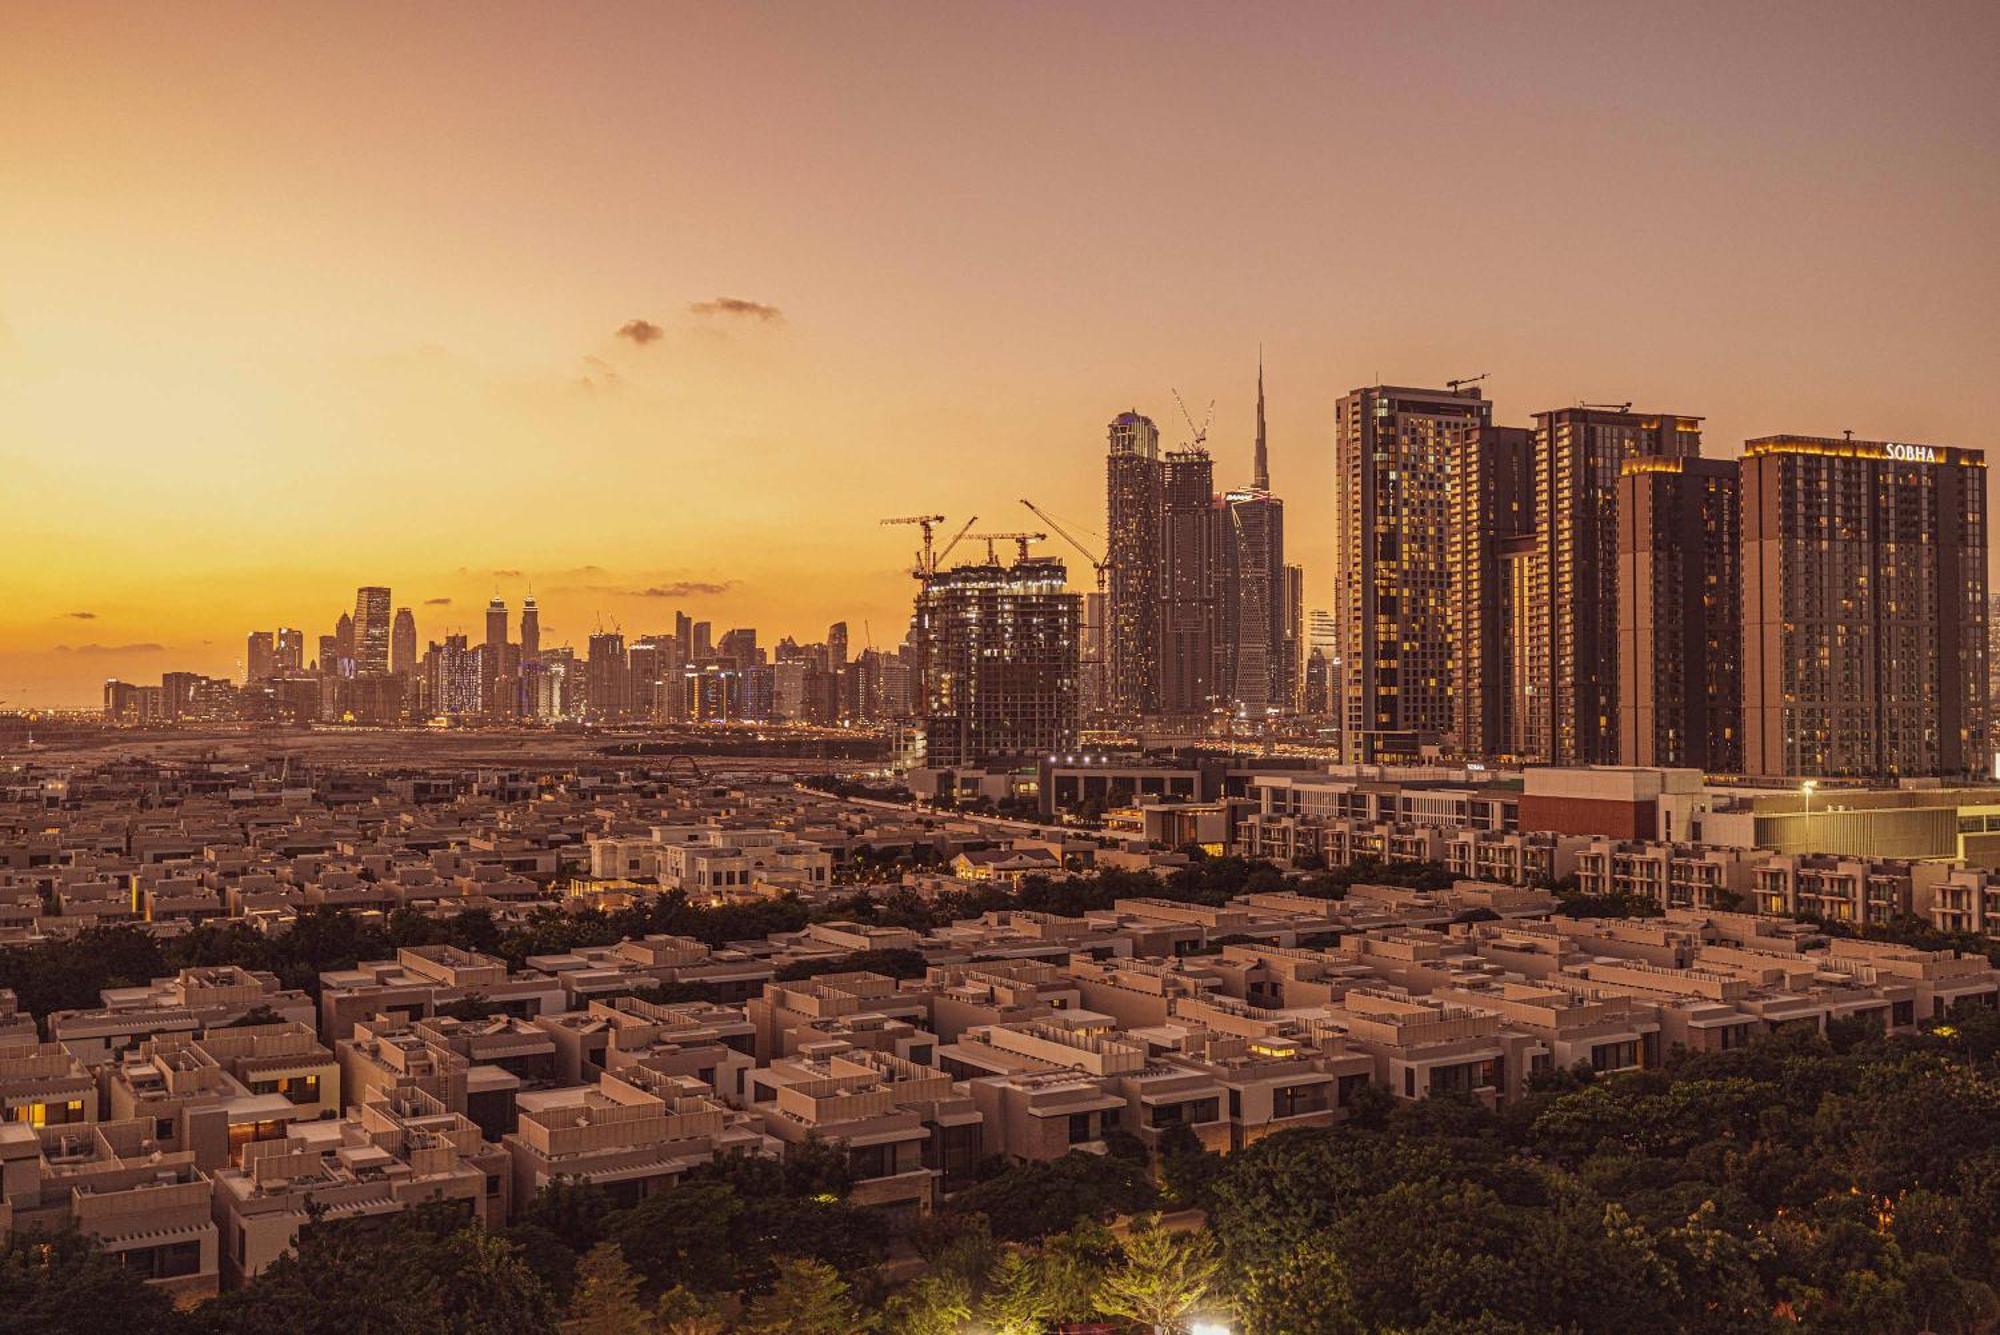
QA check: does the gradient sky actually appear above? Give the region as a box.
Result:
[4,2,1998,707]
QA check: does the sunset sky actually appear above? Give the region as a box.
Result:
[4,2,1998,707]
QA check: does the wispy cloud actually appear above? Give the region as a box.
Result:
[578,355,622,392]
[423,597,452,606]
[55,642,164,655]
[689,297,782,323]
[65,611,97,620]
[492,569,523,579]
[557,581,736,599]
[616,318,664,345]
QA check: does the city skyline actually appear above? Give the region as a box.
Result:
[8,3,2000,707]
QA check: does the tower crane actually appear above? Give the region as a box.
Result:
[964,532,1046,564]
[1446,373,1489,393]
[879,514,946,578]
[933,515,977,570]
[1580,401,1633,413]
[1019,499,1107,591]
[1172,388,1214,452]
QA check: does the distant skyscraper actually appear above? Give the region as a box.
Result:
[485,597,509,658]
[390,608,417,678]
[586,631,631,720]
[520,597,541,661]
[245,631,274,684]
[827,622,848,668]
[1159,446,1216,720]
[916,554,1080,766]
[1334,384,1490,760]
[483,596,509,714]
[1617,456,1742,771]
[1283,562,1304,711]
[424,635,481,716]
[720,628,760,669]
[333,612,355,673]
[1213,359,1290,719]
[1447,424,1535,760]
[1742,435,1988,778]
[273,627,305,675]
[1527,408,1702,765]
[353,587,392,676]
[1105,410,1163,720]
[692,621,713,659]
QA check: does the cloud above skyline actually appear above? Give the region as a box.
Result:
[689,297,782,323]
[558,580,736,598]
[65,611,96,620]
[423,597,452,606]
[54,642,164,655]
[616,318,663,345]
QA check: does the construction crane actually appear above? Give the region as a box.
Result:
[964,532,1046,564]
[1446,373,1489,393]
[1580,401,1633,413]
[1172,388,1214,452]
[1020,498,1107,591]
[934,515,977,570]
[879,514,946,578]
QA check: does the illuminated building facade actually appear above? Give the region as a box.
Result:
[353,587,392,677]
[1334,384,1490,760]
[1527,408,1702,766]
[1105,410,1163,720]
[915,555,1079,766]
[1742,435,1989,778]
[1212,359,1293,720]
[1616,456,1742,771]
[1446,424,1534,760]
[273,627,305,675]
[1159,447,1217,721]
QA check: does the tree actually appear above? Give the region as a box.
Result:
[947,1149,1157,1241]
[560,1242,652,1335]
[1157,1125,1224,1212]
[981,1247,1058,1335]
[198,1205,557,1335]
[1234,1240,1360,1335]
[742,1258,862,1335]
[654,1287,726,1335]
[879,1271,973,1335]
[0,1228,186,1335]
[1094,1217,1220,1335]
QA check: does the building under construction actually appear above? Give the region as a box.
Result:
[914,553,1081,767]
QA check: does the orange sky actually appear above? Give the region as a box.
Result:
[4,2,1998,706]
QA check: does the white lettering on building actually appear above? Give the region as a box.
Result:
[1887,443,1940,464]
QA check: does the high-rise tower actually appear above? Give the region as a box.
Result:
[1215,359,1288,718]
[390,607,417,678]
[245,632,274,684]
[520,597,540,661]
[273,627,305,675]
[483,596,511,715]
[1159,446,1217,720]
[1334,384,1490,760]
[1742,435,1988,778]
[1617,456,1741,771]
[1448,425,1535,760]
[1527,408,1702,765]
[915,553,1079,766]
[353,587,391,676]
[1253,351,1270,492]
[1105,410,1163,720]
